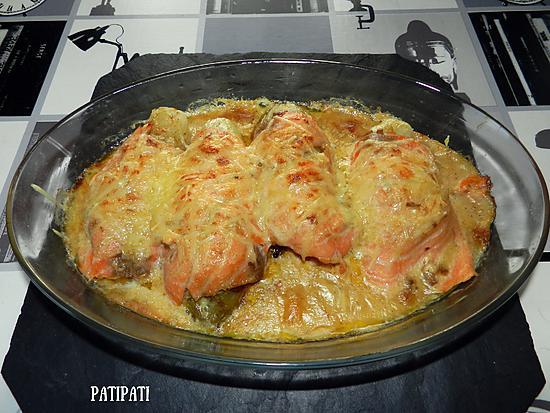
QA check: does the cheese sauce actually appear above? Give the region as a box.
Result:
[64,99,495,342]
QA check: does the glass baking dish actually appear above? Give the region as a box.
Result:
[6,59,549,368]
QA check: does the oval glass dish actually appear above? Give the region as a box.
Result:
[7,59,549,368]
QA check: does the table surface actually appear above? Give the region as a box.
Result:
[1,1,549,411]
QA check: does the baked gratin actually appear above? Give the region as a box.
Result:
[63,99,495,342]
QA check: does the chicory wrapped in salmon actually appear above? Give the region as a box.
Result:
[251,104,353,264]
[349,133,476,292]
[63,99,495,342]
[162,118,268,303]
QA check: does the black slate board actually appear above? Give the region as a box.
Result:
[2,284,544,412]
[91,52,450,100]
[2,53,546,412]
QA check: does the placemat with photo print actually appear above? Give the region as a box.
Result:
[2,52,545,413]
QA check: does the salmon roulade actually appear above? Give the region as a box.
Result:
[65,124,184,281]
[349,133,476,292]
[251,104,353,264]
[162,118,268,303]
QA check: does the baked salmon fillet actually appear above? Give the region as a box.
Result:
[349,132,476,292]
[251,104,353,264]
[64,123,184,280]
[162,118,268,303]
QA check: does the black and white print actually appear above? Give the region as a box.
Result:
[77,0,201,16]
[478,106,514,130]
[535,129,550,149]
[41,18,199,115]
[0,121,27,196]
[463,0,546,7]
[203,15,333,52]
[206,0,328,14]
[0,21,65,116]
[470,11,550,106]
[509,111,550,250]
[509,110,550,252]
[330,12,495,105]
[394,20,471,101]
[333,0,457,11]
[23,0,75,16]
[0,121,29,263]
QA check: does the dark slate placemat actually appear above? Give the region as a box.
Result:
[2,53,545,412]
[91,52,450,101]
[2,284,544,412]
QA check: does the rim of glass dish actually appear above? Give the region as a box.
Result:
[6,59,550,369]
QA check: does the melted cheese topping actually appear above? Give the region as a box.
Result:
[251,105,353,264]
[162,119,267,302]
[65,125,184,278]
[63,99,495,342]
[349,136,449,283]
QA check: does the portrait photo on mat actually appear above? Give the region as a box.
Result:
[394,20,470,102]
[330,12,495,106]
